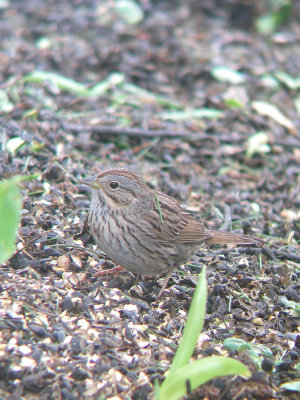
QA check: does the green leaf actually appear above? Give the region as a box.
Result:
[169,266,207,372]
[252,344,273,358]
[115,0,144,25]
[23,71,89,96]
[252,101,296,133]
[279,296,300,316]
[246,131,270,158]
[260,75,280,89]
[294,96,300,115]
[123,82,181,108]
[274,71,300,90]
[224,338,252,352]
[224,98,244,109]
[6,137,26,155]
[255,1,292,35]
[89,72,125,97]
[223,338,272,368]
[21,70,182,108]
[35,37,51,50]
[0,177,21,264]
[0,89,14,112]
[159,356,250,400]
[211,66,246,84]
[161,108,223,121]
[280,380,300,392]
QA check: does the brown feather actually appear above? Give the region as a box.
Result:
[207,230,261,245]
[145,191,260,245]
[142,191,213,243]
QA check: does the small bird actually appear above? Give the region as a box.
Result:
[83,168,261,297]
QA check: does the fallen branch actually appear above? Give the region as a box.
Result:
[61,122,219,143]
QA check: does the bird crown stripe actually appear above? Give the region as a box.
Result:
[96,169,140,180]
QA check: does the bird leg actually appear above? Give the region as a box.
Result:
[157,269,174,298]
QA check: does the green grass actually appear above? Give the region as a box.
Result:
[0,177,22,264]
[156,267,250,400]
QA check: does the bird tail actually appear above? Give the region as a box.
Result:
[207,230,263,246]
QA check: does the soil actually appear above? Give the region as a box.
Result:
[0,1,299,399]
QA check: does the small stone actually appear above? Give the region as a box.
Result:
[29,323,48,338]
[18,345,32,356]
[52,330,66,343]
[71,367,90,380]
[261,358,274,372]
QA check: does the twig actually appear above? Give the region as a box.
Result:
[274,250,300,263]
[47,243,103,262]
[61,122,219,143]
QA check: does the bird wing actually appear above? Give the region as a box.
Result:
[178,212,214,242]
[141,191,213,243]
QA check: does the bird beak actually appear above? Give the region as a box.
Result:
[80,177,102,189]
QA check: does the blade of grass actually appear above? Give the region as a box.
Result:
[88,72,125,97]
[160,356,250,400]
[123,82,181,108]
[155,194,164,224]
[0,177,21,264]
[169,266,207,373]
[161,108,223,121]
[23,71,89,96]
[280,380,300,392]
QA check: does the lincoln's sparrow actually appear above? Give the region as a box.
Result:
[83,169,261,296]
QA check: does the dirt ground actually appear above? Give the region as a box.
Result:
[0,1,299,399]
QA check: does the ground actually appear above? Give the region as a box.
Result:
[0,1,299,399]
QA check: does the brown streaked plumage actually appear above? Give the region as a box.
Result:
[84,168,261,297]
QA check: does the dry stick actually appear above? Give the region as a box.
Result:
[61,122,300,148]
[274,250,300,263]
[61,122,220,143]
[54,161,79,185]
[47,242,104,262]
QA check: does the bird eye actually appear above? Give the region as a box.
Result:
[109,181,120,190]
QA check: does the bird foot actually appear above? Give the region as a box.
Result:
[93,265,123,277]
